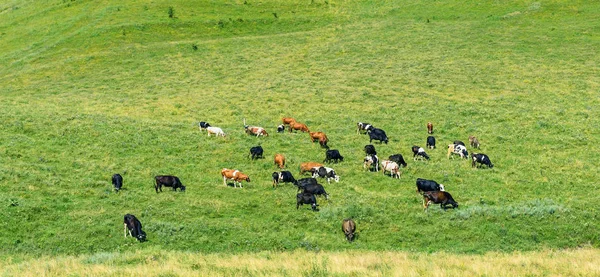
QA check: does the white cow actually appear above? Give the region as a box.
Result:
[380,160,400,179]
[206,126,226,137]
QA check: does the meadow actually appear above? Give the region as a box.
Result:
[0,0,599,274]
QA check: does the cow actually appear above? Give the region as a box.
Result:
[245,125,268,137]
[364,154,379,172]
[342,218,356,242]
[469,136,480,149]
[198,121,211,131]
[447,144,468,159]
[300,162,323,174]
[427,122,433,134]
[274,153,285,169]
[427,136,436,149]
[296,177,318,190]
[124,214,146,242]
[324,149,344,163]
[412,146,430,160]
[368,128,388,144]
[472,153,494,168]
[453,140,466,146]
[422,191,458,211]
[388,154,407,167]
[206,126,226,137]
[289,122,310,133]
[300,182,329,200]
[357,122,374,134]
[221,168,250,188]
[309,132,329,149]
[311,166,340,184]
[364,144,377,155]
[416,178,445,193]
[249,146,264,160]
[282,117,297,126]
[296,192,318,211]
[272,171,296,188]
[154,175,186,193]
[112,173,123,192]
[277,124,285,133]
[380,160,400,179]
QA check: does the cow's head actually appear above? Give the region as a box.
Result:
[333,175,340,182]
[180,185,186,192]
[439,184,445,191]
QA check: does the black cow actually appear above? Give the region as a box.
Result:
[124,214,146,242]
[368,128,388,144]
[422,191,458,211]
[277,124,285,133]
[412,146,430,160]
[154,175,186,193]
[364,144,377,155]
[198,121,211,130]
[453,140,465,146]
[301,183,329,200]
[324,149,344,163]
[296,192,318,211]
[357,122,374,134]
[112,174,123,192]
[472,153,494,168]
[249,146,264,160]
[388,154,407,167]
[416,178,445,193]
[272,171,297,188]
[427,136,436,149]
[296,177,317,189]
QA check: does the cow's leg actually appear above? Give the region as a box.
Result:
[124,224,127,238]
[223,176,227,186]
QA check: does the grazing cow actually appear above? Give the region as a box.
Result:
[300,162,323,174]
[296,192,318,211]
[363,154,379,172]
[364,144,377,155]
[309,132,329,149]
[206,126,226,137]
[124,214,146,242]
[198,121,211,131]
[422,191,458,211]
[380,160,400,179]
[155,175,186,193]
[249,146,264,160]
[296,177,318,190]
[311,166,340,184]
[357,122,374,134]
[416,178,445,193]
[426,136,436,149]
[342,218,356,242]
[300,183,329,200]
[472,153,494,168]
[427,122,433,134]
[453,140,465,146]
[274,153,285,169]
[245,125,268,137]
[447,144,468,159]
[277,124,285,133]
[388,154,407,167]
[469,136,480,149]
[272,171,296,188]
[289,122,310,133]
[412,146,430,160]
[282,117,297,126]
[368,128,388,144]
[221,168,250,188]
[324,149,344,163]
[112,173,123,192]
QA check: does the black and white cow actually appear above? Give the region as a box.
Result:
[412,146,430,160]
[364,144,377,155]
[357,122,374,134]
[112,173,123,192]
[368,128,388,144]
[296,192,318,211]
[447,144,468,159]
[426,136,436,149]
[311,166,340,184]
[124,214,146,242]
[472,153,494,168]
[198,121,211,131]
[154,175,186,193]
[277,124,285,133]
[388,154,407,167]
[416,178,445,193]
[324,149,344,163]
[272,171,297,188]
[363,154,379,171]
[249,145,264,160]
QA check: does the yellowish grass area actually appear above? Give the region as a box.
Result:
[2,248,599,276]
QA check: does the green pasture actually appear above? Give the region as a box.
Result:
[0,0,599,257]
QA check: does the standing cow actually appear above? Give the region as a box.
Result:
[357,122,374,134]
[422,191,458,211]
[412,146,430,160]
[388,154,407,167]
[155,175,186,193]
[426,136,436,149]
[112,173,123,192]
[342,218,356,242]
[324,149,344,163]
[427,122,433,134]
[472,153,494,168]
[124,214,146,242]
[368,128,388,144]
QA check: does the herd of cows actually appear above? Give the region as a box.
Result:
[119,118,494,243]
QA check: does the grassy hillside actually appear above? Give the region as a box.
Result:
[1,0,599,258]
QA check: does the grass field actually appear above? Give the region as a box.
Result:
[1,0,599,274]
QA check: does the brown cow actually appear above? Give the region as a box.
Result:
[309,132,329,148]
[289,122,310,133]
[274,154,285,169]
[300,162,323,174]
[427,122,433,134]
[245,126,268,137]
[342,218,356,242]
[469,135,480,149]
[282,117,297,126]
[221,168,250,188]
[422,191,458,211]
